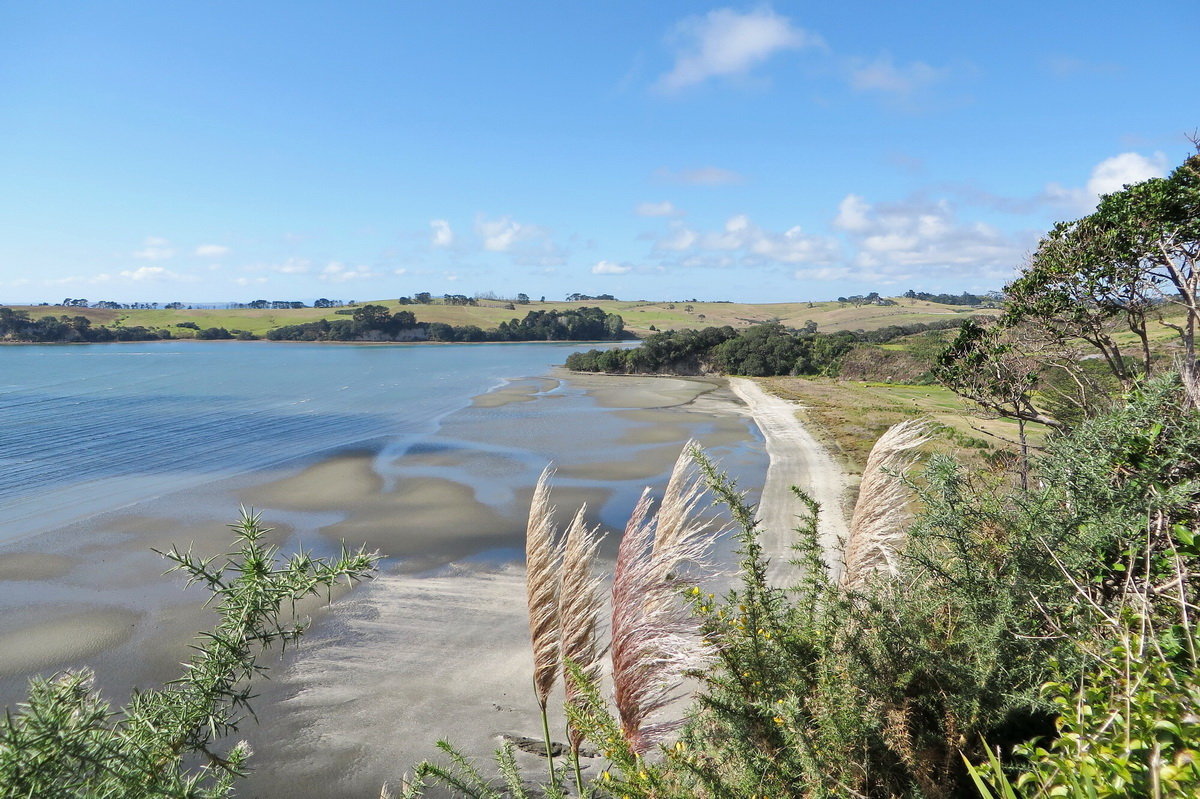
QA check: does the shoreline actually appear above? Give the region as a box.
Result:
[1,365,767,798]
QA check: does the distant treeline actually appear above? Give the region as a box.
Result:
[266,305,626,343]
[902,289,1002,306]
[565,317,976,377]
[0,307,167,343]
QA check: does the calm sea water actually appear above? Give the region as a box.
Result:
[0,341,598,544]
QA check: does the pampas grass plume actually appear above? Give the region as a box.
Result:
[840,420,929,590]
[611,443,720,755]
[558,505,605,756]
[526,466,560,711]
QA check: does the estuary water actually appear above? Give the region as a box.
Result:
[0,340,598,545]
[0,340,768,795]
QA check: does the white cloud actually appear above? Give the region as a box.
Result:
[654,214,839,267]
[636,201,683,217]
[474,215,567,266]
[1086,151,1168,197]
[132,236,175,261]
[234,276,269,287]
[320,262,378,282]
[654,166,745,186]
[848,53,946,96]
[592,260,632,275]
[828,193,1032,285]
[833,194,871,232]
[195,244,230,257]
[657,7,822,91]
[656,223,699,251]
[1043,151,1169,213]
[430,219,454,248]
[119,265,188,281]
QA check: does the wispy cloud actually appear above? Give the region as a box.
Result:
[654,166,745,186]
[847,53,946,97]
[1040,151,1169,213]
[119,265,190,281]
[132,236,175,261]
[636,201,683,217]
[592,260,632,275]
[656,6,822,91]
[476,215,542,252]
[1043,55,1121,79]
[194,244,230,258]
[654,214,839,268]
[320,261,378,282]
[430,219,454,248]
[474,214,568,266]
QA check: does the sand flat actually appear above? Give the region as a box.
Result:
[0,606,141,676]
[0,552,75,581]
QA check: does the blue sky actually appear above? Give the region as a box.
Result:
[1,1,1196,304]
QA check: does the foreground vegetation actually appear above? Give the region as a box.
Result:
[0,514,376,798]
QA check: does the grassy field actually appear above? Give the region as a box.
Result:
[5,297,999,338]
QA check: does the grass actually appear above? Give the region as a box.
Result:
[759,376,1046,476]
[5,297,1001,339]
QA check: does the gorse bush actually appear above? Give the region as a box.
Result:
[0,512,376,799]
[403,375,1198,799]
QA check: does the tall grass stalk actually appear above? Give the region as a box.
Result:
[525,466,561,783]
[558,506,604,793]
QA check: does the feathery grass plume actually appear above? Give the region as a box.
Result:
[611,450,719,755]
[526,466,561,710]
[840,419,929,590]
[651,439,710,564]
[558,506,605,758]
[525,466,561,783]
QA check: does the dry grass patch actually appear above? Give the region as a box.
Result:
[759,377,1046,476]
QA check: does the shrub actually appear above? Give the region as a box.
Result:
[0,513,376,798]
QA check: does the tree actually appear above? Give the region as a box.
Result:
[1005,148,1200,383]
[516,293,530,304]
[1006,217,1152,388]
[935,319,1065,432]
[352,304,393,329]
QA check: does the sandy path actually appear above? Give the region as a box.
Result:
[728,378,849,585]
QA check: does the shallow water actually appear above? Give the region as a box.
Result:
[0,341,603,544]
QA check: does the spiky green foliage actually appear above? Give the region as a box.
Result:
[399,740,574,799]
[0,510,377,799]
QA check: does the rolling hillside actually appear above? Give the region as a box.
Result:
[3,297,1000,339]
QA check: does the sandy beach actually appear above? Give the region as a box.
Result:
[728,378,850,584]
